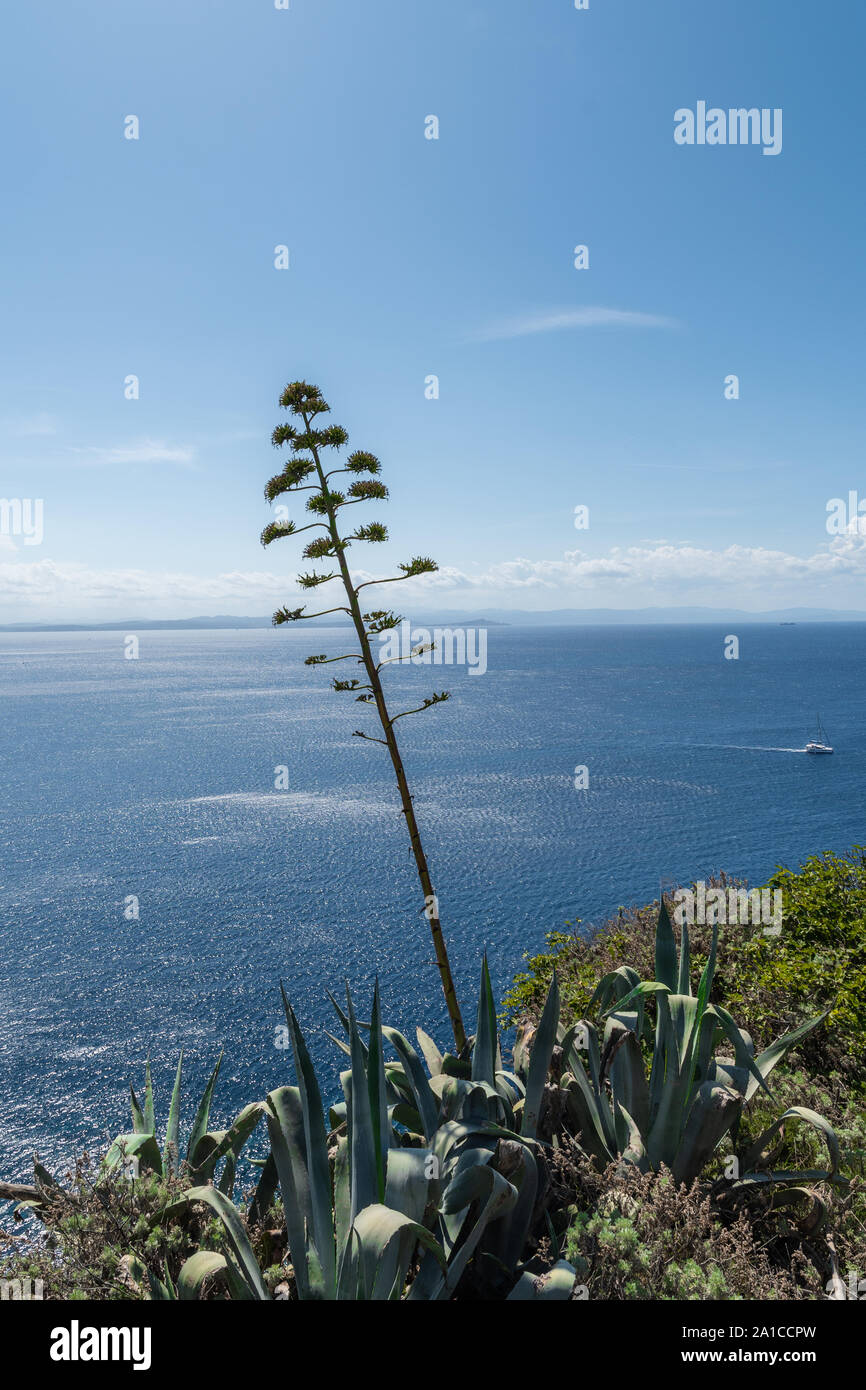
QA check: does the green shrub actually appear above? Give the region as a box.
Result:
[728,850,866,1084]
[559,1154,820,1300]
[0,1157,209,1301]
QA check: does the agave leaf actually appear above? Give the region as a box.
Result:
[350,1203,447,1300]
[129,1083,147,1136]
[568,1021,614,1147]
[647,985,668,1122]
[521,968,559,1141]
[120,1253,148,1289]
[383,1027,440,1141]
[463,1082,500,1125]
[588,965,642,1014]
[390,1101,424,1134]
[415,1027,443,1076]
[647,994,693,1168]
[280,989,337,1296]
[383,1146,431,1223]
[440,1053,472,1078]
[265,1088,313,1264]
[707,1058,751,1097]
[177,1185,269,1300]
[691,1006,722,1094]
[599,980,670,1020]
[435,1143,498,1250]
[147,1268,177,1301]
[667,993,702,1073]
[186,1052,223,1163]
[670,990,714,1125]
[495,1069,524,1104]
[219,1155,236,1196]
[677,915,691,995]
[432,1116,523,1164]
[121,1254,175,1301]
[561,1074,613,1165]
[327,988,352,1037]
[177,1250,228,1300]
[562,1019,604,1126]
[507,1259,578,1300]
[725,1168,846,1194]
[614,1100,648,1169]
[608,1008,641,1038]
[103,1131,162,1176]
[222,1257,259,1303]
[433,1162,518,1300]
[336,1227,363,1300]
[745,1011,831,1101]
[655,898,678,991]
[367,980,392,1197]
[384,1059,415,1098]
[740,1106,840,1176]
[190,1103,265,1185]
[248,1150,279,1225]
[334,1133,351,1264]
[429,1072,465,1120]
[143,1059,155,1136]
[190,1129,227,1173]
[766,1186,830,1233]
[486,1139,539,1273]
[561,1019,590,1075]
[712,1004,772,1100]
[376,1147,435,1296]
[164,1052,183,1175]
[607,1025,650,1139]
[407,1145,499,1300]
[672,1082,741,1185]
[325,1030,351,1057]
[344,987,380,1223]
[471,954,498,1087]
[695,919,719,1016]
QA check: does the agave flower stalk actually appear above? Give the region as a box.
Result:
[261,381,466,1051]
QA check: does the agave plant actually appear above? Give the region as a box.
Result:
[4,1053,264,1227]
[168,964,577,1301]
[104,1053,264,1197]
[548,901,840,1189]
[324,959,570,1300]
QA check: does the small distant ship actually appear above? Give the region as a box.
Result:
[805,716,833,755]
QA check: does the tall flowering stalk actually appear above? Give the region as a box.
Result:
[261,381,466,1051]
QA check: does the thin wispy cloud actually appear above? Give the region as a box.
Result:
[471,306,681,343]
[68,440,196,467]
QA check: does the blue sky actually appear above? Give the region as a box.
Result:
[2,0,865,620]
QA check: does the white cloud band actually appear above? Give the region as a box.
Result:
[2,534,866,616]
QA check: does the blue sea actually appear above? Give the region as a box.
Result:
[1,622,864,1180]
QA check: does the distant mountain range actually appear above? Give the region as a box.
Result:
[3,606,866,632]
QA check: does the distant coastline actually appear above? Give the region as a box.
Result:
[3,606,866,634]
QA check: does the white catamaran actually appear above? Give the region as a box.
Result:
[805,716,833,755]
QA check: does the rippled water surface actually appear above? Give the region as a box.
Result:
[1,623,863,1176]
